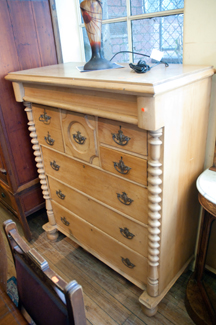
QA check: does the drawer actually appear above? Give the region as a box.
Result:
[49,177,148,256]
[32,104,64,152]
[61,110,98,163]
[98,118,147,156]
[53,201,147,289]
[100,146,147,186]
[42,147,148,224]
[0,184,16,211]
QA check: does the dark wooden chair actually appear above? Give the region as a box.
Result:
[0,224,7,292]
[0,224,28,324]
[3,219,86,325]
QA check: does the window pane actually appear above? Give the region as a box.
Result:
[102,0,127,20]
[132,14,183,63]
[102,22,129,62]
[131,0,184,16]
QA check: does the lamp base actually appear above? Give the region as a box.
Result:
[84,57,116,71]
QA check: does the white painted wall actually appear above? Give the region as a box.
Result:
[55,0,83,63]
[183,0,216,167]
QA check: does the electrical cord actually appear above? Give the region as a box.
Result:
[109,50,169,73]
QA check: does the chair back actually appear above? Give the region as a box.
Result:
[0,227,7,292]
[3,219,86,325]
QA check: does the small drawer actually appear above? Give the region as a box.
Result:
[100,146,147,186]
[61,111,98,163]
[42,147,148,224]
[53,201,147,289]
[32,104,61,129]
[32,104,64,152]
[49,177,148,256]
[0,184,16,211]
[98,118,147,156]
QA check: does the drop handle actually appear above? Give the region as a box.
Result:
[117,192,133,205]
[44,131,55,146]
[50,160,60,171]
[56,190,65,200]
[120,227,135,239]
[121,257,135,269]
[39,109,51,124]
[73,131,86,145]
[112,126,131,146]
[113,157,131,174]
[61,217,70,226]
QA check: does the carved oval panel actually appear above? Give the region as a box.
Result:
[61,110,98,164]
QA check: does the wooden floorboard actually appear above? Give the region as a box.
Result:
[0,205,196,324]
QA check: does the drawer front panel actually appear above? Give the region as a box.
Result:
[53,201,147,288]
[32,104,61,129]
[43,147,148,224]
[100,146,147,186]
[0,184,16,211]
[98,118,147,156]
[49,177,148,256]
[32,105,64,152]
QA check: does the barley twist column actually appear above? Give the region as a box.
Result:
[147,128,163,297]
[24,102,58,241]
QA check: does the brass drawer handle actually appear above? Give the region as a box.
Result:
[73,131,86,145]
[120,227,135,239]
[113,157,131,174]
[117,192,133,205]
[56,190,65,200]
[44,132,55,146]
[39,109,51,124]
[112,126,131,146]
[50,160,60,171]
[121,257,135,269]
[61,217,70,226]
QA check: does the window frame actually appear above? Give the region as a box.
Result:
[76,0,184,63]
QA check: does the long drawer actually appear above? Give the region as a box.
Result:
[42,147,148,224]
[52,201,147,289]
[49,177,148,256]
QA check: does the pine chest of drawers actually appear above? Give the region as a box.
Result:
[6,63,214,315]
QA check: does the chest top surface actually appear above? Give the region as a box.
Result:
[5,63,214,96]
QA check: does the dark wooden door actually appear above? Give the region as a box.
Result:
[0,0,58,240]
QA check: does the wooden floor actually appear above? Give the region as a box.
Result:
[0,205,196,325]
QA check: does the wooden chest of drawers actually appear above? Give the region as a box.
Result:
[6,63,214,316]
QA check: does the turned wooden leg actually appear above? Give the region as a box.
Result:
[25,102,58,242]
[42,222,58,241]
[141,305,158,317]
[46,228,58,241]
